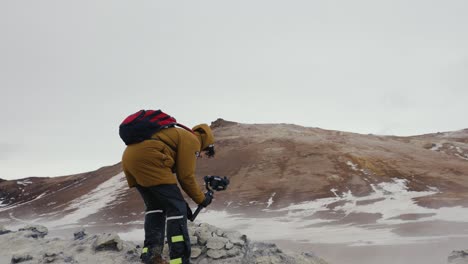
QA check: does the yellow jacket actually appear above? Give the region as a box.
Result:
[122,124,214,204]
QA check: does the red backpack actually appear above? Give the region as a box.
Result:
[119,110,193,145]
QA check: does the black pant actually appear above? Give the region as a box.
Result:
[136,184,191,264]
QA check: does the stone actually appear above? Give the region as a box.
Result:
[206,236,228,250]
[215,229,224,236]
[0,225,11,235]
[63,256,76,263]
[222,231,246,246]
[225,241,234,250]
[190,235,198,245]
[226,247,242,257]
[75,245,86,253]
[43,252,58,263]
[207,249,227,259]
[295,252,330,264]
[11,254,33,263]
[188,226,196,236]
[197,259,210,264]
[448,250,468,264]
[44,256,56,263]
[255,255,283,264]
[191,247,202,259]
[93,233,123,251]
[195,227,213,245]
[73,228,87,240]
[19,225,48,239]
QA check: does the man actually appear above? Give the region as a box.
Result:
[122,122,215,264]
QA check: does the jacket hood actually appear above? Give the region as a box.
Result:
[192,124,214,150]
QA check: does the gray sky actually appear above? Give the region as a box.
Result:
[1,0,467,180]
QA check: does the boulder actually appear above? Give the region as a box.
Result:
[43,252,58,263]
[255,255,284,264]
[225,241,234,250]
[207,249,227,259]
[226,246,242,257]
[222,231,246,246]
[189,235,198,245]
[191,247,202,259]
[73,228,87,240]
[93,233,123,251]
[206,236,229,250]
[0,225,11,235]
[194,225,213,245]
[18,225,48,239]
[449,250,468,264]
[11,254,33,263]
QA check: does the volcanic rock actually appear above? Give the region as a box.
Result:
[0,223,329,264]
[448,250,468,264]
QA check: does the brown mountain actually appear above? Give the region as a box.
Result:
[0,119,467,229]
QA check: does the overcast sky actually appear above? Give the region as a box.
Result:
[1,0,467,180]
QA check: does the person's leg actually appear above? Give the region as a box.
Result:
[136,185,166,262]
[151,185,191,264]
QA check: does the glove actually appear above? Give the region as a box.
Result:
[199,192,213,208]
[204,144,215,158]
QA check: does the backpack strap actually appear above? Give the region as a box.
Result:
[175,123,195,134]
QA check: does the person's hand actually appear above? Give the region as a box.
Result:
[199,192,213,207]
[204,144,215,158]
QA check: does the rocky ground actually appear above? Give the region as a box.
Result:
[449,251,468,264]
[0,223,329,264]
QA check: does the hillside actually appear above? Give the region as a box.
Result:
[1,120,468,264]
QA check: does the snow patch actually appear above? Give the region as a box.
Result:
[330,188,339,197]
[198,178,468,246]
[266,192,276,208]
[0,192,49,212]
[346,161,359,171]
[44,173,127,228]
[455,153,468,161]
[431,143,442,151]
[16,180,33,186]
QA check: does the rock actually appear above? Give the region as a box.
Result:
[222,231,246,246]
[191,247,202,259]
[449,250,468,264]
[93,233,123,251]
[18,225,48,239]
[43,252,58,263]
[187,222,196,236]
[206,236,228,250]
[73,228,87,240]
[11,254,33,263]
[0,225,11,235]
[0,224,329,264]
[255,255,284,264]
[207,249,227,259]
[195,225,213,245]
[225,241,234,250]
[210,118,238,129]
[190,235,198,245]
[63,256,76,263]
[226,246,242,257]
[75,245,86,253]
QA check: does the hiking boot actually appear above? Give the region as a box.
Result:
[153,255,169,264]
[140,247,168,264]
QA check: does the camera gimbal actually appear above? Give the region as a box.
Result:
[188,175,230,222]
